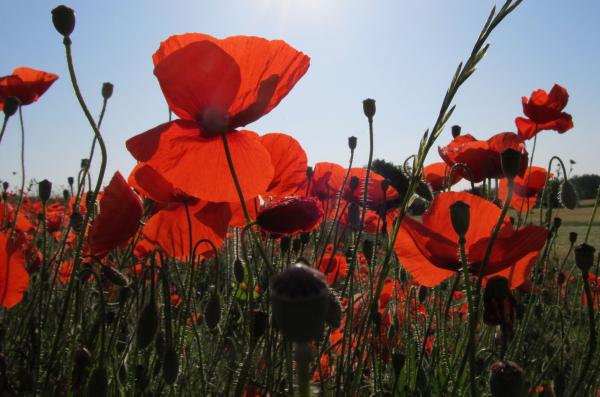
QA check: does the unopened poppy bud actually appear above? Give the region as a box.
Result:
[325,289,342,329]
[551,217,561,231]
[87,366,108,397]
[362,239,374,264]
[348,202,360,230]
[101,265,129,287]
[280,236,291,253]
[136,301,159,349]
[500,148,522,180]
[270,263,328,342]
[574,243,595,273]
[348,136,357,150]
[489,360,526,397]
[62,189,70,202]
[362,98,376,120]
[2,182,8,191]
[3,96,21,118]
[162,346,179,385]
[349,176,359,192]
[204,292,221,329]
[101,82,113,100]
[392,352,406,375]
[81,158,89,169]
[67,176,74,186]
[449,200,470,237]
[51,5,76,38]
[569,232,577,244]
[560,181,578,210]
[233,258,245,283]
[451,125,461,138]
[249,310,268,340]
[73,345,92,370]
[38,179,52,204]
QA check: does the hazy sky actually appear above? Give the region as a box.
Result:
[2,0,599,194]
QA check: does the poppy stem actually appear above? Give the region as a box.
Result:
[8,106,26,240]
[584,184,600,244]
[0,116,8,145]
[568,271,596,397]
[458,236,477,397]
[219,130,273,274]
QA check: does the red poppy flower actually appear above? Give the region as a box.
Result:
[88,172,144,256]
[394,191,547,288]
[0,201,34,232]
[301,162,347,201]
[256,196,323,236]
[0,231,29,308]
[129,163,198,206]
[439,132,528,183]
[142,200,231,260]
[0,67,58,110]
[498,166,548,212]
[317,251,348,285]
[423,162,462,192]
[126,33,310,203]
[515,84,573,140]
[260,132,307,198]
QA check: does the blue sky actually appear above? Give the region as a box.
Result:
[2,0,599,194]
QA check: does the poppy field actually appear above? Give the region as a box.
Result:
[2,1,600,396]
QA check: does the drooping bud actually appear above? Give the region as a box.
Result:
[325,289,342,329]
[162,346,179,384]
[101,82,113,100]
[449,200,470,237]
[574,243,595,273]
[2,96,21,118]
[451,125,461,138]
[559,181,578,210]
[270,263,328,342]
[38,179,52,204]
[136,301,159,349]
[500,148,522,180]
[51,5,76,38]
[348,136,357,150]
[362,98,376,120]
[483,276,516,338]
[233,259,245,283]
[204,292,221,329]
[489,360,526,397]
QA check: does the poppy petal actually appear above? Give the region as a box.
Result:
[0,231,29,308]
[153,40,241,122]
[0,67,58,107]
[260,133,308,198]
[88,172,144,256]
[127,122,275,203]
[142,201,231,259]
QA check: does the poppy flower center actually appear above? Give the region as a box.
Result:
[200,106,230,136]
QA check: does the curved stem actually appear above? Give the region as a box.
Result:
[8,106,26,240]
[0,116,8,145]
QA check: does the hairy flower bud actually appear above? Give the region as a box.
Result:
[325,289,342,329]
[348,136,357,150]
[449,200,470,237]
[560,181,578,210]
[38,179,52,204]
[204,292,221,329]
[162,346,179,385]
[2,96,21,118]
[451,125,461,138]
[233,258,245,283]
[101,82,113,100]
[574,243,595,273]
[51,5,76,38]
[362,98,376,120]
[137,301,159,349]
